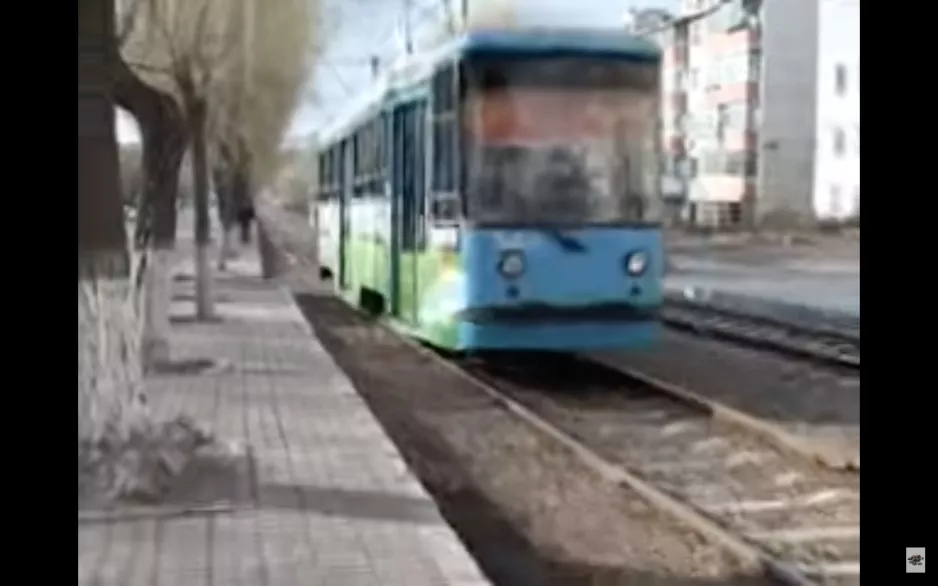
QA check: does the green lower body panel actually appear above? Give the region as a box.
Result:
[334,236,464,350]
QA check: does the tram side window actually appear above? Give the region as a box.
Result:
[317,151,332,201]
[373,116,388,196]
[430,65,459,224]
[346,120,383,198]
[376,117,388,195]
[334,144,345,197]
[364,118,384,197]
[321,145,342,201]
[316,153,326,200]
[352,130,364,198]
[328,151,334,183]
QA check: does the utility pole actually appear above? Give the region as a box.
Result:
[439,0,456,34]
[403,0,414,54]
[243,0,254,95]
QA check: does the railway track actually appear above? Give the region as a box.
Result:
[263,213,861,585]
[663,293,860,371]
[438,352,861,586]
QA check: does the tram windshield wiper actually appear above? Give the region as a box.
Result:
[541,228,587,253]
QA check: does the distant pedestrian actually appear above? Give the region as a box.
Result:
[237,203,255,244]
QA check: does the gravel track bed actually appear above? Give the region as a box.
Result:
[461,355,860,583]
[590,329,860,466]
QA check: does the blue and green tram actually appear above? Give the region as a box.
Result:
[313,28,665,353]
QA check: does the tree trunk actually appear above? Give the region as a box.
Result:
[114,59,187,369]
[78,0,145,442]
[186,95,214,320]
[212,165,236,270]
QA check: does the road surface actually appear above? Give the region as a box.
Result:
[666,239,860,317]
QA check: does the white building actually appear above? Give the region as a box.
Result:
[812,0,860,221]
[659,0,860,228]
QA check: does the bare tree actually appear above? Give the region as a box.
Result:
[112,38,188,365]
[122,0,318,294]
[79,0,142,447]
[208,0,319,267]
[122,0,239,321]
[80,0,189,503]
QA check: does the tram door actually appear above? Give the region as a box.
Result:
[390,99,428,324]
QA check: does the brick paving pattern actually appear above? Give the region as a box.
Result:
[78,237,490,586]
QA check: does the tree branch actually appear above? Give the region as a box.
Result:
[151,2,180,68]
[124,60,174,76]
[116,0,143,48]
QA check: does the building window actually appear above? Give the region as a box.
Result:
[829,185,842,216]
[690,22,702,45]
[706,64,722,89]
[715,104,728,143]
[710,102,749,142]
[725,53,749,85]
[743,152,758,177]
[832,128,846,157]
[834,64,848,96]
[728,202,742,225]
[676,113,689,134]
[683,156,699,179]
[749,50,761,82]
[699,150,755,176]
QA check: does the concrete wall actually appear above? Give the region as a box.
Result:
[813,0,860,220]
[756,0,820,226]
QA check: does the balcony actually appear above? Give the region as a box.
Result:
[706,82,759,105]
[709,27,760,55]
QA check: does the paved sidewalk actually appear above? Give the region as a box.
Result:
[78,238,490,586]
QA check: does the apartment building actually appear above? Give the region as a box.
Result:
[623,8,684,223]
[813,0,860,221]
[649,0,860,228]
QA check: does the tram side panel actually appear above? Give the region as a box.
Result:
[343,196,394,308]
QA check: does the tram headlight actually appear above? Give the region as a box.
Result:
[498,250,526,279]
[624,250,648,276]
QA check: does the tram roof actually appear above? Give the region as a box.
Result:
[316,28,660,147]
[459,28,660,61]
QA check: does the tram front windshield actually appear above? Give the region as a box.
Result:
[464,57,660,225]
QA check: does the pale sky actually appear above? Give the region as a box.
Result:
[298,0,681,141]
[117,0,681,145]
